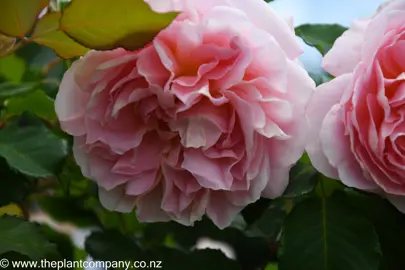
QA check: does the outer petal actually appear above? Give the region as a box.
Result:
[72,136,91,178]
[228,154,269,205]
[373,0,405,20]
[136,185,172,223]
[206,192,244,229]
[146,0,302,59]
[265,60,315,168]
[387,194,405,214]
[261,161,289,199]
[55,61,89,136]
[358,6,405,70]
[227,0,302,59]
[98,186,136,212]
[144,0,184,12]
[320,105,377,190]
[323,19,370,77]
[74,49,129,88]
[182,148,233,190]
[306,74,353,178]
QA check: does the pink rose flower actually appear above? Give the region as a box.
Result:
[306,0,405,211]
[55,0,314,228]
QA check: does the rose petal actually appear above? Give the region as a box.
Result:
[99,186,136,212]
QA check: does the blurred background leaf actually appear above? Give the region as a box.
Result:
[0,54,25,83]
[36,196,101,228]
[0,215,57,260]
[343,190,405,270]
[6,89,57,120]
[282,161,318,198]
[295,24,347,56]
[0,158,32,208]
[278,192,381,270]
[0,113,67,177]
[31,12,89,59]
[60,0,179,50]
[0,0,48,38]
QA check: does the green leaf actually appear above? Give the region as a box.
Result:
[144,219,270,269]
[16,43,56,69]
[279,193,381,270]
[0,0,48,38]
[0,215,57,260]
[344,190,405,270]
[0,54,26,83]
[14,44,66,99]
[0,113,67,177]
[86,230,241,270]
[246,199,287,241]
[95,209,142,235]
[6,89,57,120]
[37,196,100,227]
[80,188,143,234]
[60,0,179,50]
[299,152,311,165]
[242,198,271,225]
[56,156,92,196]
[73,248,87,270]
[295,24,347,55]
[266,264,278,270]
[0,158,32,207]
[41,225,75,261]
[31,12,89,59]
[85,230,143,261]
[148,247,238,270]
[283,162,318,198]
[315,176,344,197]
[186,249,241,270]
[0,82,37,99]
[309,70,333,86]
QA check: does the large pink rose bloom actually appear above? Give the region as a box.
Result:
[307,0,405,211]
[55,0,313,228]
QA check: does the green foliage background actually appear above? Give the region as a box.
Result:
[0,1,404,270]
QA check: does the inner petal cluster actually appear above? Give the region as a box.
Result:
[342,27,405,194]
